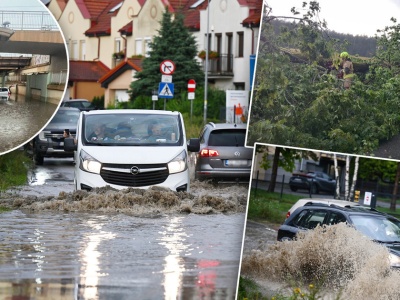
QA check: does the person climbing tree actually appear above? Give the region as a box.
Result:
[340,51,354,89]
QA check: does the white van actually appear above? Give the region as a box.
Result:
[64,109,200,192]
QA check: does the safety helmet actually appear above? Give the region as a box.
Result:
[340,51,349,58]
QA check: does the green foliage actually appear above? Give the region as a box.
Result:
[249,3,400,155]
[358,157,398,182]
[129,10,204,101]
[92,95,104,108]
[0,151,31,191]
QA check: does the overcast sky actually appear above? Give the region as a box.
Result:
[265,0,400,37]
[1,0,45,11]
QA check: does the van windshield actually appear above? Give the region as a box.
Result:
[82,113,182,146]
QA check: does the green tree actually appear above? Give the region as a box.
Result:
[129,10,204,100]
[248,2,400,156]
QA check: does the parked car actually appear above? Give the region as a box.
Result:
[284,198,362,219]
[27,107,80,165]
[61,99,98,111]
[289,171,336,194]
[64,109,199,192]
[277,202,400,268]
[0,87,10,99]
[188,122,253,182]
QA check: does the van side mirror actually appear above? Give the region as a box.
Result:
[64,137,77,152]
[187,138,200,152]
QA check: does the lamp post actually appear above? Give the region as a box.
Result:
[203,0,210,124]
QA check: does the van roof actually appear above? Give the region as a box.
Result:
[82,109,181,116]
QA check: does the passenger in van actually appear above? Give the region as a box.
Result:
[147,123,166,141]
[88,123,113,141]
[113,122,136,140]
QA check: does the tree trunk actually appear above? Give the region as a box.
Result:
[390,162,400,211]
[334,153,340,199]
[268,147,281,192]
[349,156,359,202]
[345,156,350,201]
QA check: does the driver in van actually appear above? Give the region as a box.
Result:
[88,123,113,141]
[147,123,166,141]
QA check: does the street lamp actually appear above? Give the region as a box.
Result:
[203,0,210,124]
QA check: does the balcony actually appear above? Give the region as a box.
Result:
[201,54,234,78]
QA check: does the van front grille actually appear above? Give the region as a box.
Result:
[100,163,169,187]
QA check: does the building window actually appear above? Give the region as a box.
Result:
[204,33,212,51]
[237,31,244,58]
[80,40,86,60]
[226,32,233,71]
[144,38,152,57]
[72,40,78,60]
[234,82,245,90]
[115,38,122,53]
[135,39,143,55]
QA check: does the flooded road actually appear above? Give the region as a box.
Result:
[0,158,249,299]
[0,95,59,154]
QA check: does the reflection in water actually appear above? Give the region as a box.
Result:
[159,216,187,300]
[80,218,116,300]
[0,95,58,153]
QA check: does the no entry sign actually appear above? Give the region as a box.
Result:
[188,79,196,92]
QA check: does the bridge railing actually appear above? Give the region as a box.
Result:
[0,11,58,31]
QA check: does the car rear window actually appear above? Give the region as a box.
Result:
[208,129,246,146]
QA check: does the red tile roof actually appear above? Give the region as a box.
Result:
[69,60,110,82]
[119,21,133,36]
[98,58,143,88]
[241,0,263,27]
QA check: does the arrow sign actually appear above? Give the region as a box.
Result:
[158,82,174,98]
[188,79,196,92]
[160,60,175,75]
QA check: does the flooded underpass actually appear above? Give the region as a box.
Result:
[0,94,59,153]
[0,180,249,299]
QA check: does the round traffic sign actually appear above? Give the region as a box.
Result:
[188,79,196,92]
[160,60,175,75]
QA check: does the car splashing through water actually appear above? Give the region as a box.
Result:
[240,223,400,300]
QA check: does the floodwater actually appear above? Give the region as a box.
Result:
[0,94,58,154]
[0,181,249,300]
[240,222,400,300]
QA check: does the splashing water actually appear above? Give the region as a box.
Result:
[0,184,248,216]
[241,223,400,299]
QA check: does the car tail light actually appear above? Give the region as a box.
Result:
[286,211,290,218]
[199,148,219,157]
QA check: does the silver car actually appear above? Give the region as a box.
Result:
[190,122,253,182]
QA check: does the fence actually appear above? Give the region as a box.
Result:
[251,172,400,202]
[0,11,58,31]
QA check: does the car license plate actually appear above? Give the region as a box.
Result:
[224,160,248,167]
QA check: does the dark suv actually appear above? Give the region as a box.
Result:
[277,202,400,268]
[189,122,253,182]
[289,171,336,194]
[27,107,80,164]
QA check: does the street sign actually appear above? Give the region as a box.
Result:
[188,79,196,92]
[161,75,172,83]
[158,82,174,98]
[188,92,195,100]
[160,60,175,75]
[152,95,158,101]
[364,191,372,206]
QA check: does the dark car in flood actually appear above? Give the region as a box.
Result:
[27,107,80,164]
[189,122,253,182]
[277,202,400,268]
[289,171,336,194]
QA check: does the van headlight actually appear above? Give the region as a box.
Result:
[79,149,101,174]
[389,253,400,268]
[168,150,187,174]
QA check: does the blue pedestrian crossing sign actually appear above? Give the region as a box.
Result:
[158,82,174,98]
